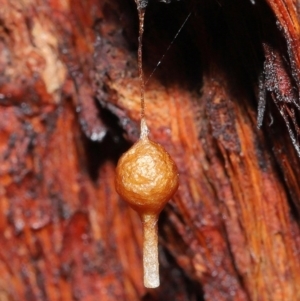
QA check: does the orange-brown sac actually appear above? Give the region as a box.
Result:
[115,136,179,216]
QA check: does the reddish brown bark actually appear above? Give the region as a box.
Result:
[0,0,300,300]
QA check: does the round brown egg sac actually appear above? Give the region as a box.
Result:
[115,137,179,216]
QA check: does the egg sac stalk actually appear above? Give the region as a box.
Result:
[141,213,159,288]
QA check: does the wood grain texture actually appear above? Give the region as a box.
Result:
[0,0,300,300]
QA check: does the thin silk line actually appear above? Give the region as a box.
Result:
[145,11,192,86]
[137,9,146,119]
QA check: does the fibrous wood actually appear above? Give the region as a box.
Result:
[0,0,300,300]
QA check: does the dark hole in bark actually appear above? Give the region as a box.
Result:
[83,103,132,181]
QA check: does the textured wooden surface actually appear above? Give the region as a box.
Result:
[0,0,300,300]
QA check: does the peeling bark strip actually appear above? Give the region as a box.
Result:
[261,43,300,156]
[0,0,300,300]
[206,81,241,153]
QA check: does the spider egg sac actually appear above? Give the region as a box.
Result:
[115,135,179,216]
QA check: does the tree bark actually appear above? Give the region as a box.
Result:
[0,0,300,300]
